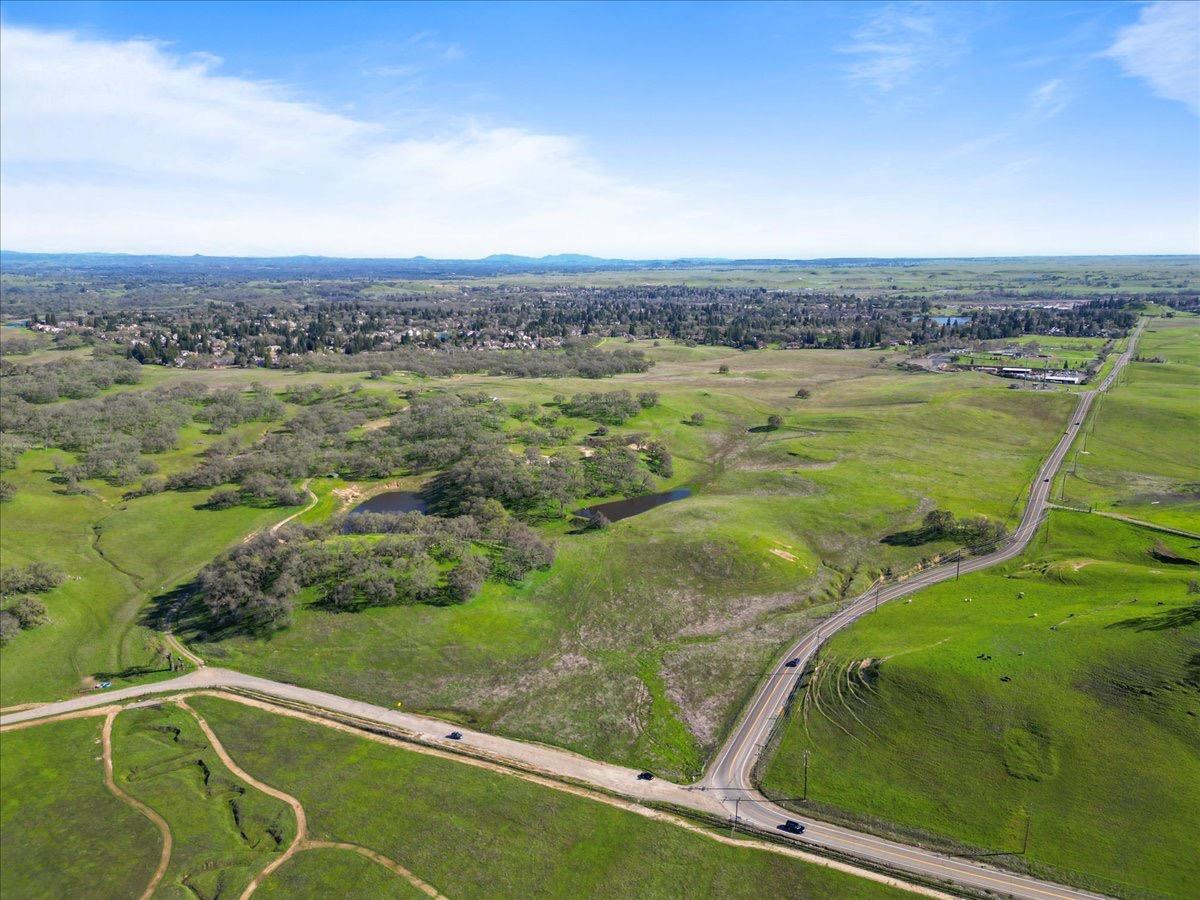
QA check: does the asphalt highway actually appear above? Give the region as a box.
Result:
[698,322,1142,899]
[1,323,1141,900]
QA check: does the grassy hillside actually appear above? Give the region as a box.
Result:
[2,340,1073,775]
[0,441,295,705]
[190,694,907,899]
[256,848,428,899]
[1059,315,1200,533]
[191,347,1072,777]
[760,512,1200,898]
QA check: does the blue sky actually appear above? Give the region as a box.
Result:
[1,0,1197,257]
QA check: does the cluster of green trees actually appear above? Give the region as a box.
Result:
[289,344,653,379]
[883,508,1009,549]
[165,388,668,517]
[0,563,64,644]
[194,386,284,433]
[562,389,659,424]
[1,355,142,404]
[197,506,554,632]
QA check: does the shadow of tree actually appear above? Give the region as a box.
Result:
[880,526,938,547]
[140,581,274,643]
[1107,602,1200,632]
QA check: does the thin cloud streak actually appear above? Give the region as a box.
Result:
[1105,1,1200,114]
[839,3,958,92]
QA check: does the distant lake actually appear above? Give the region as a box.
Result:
[349,490,429,516]
[913,314,972,326]
[576,488,692,524]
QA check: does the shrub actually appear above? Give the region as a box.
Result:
[9,596,48,628]
[0,562,66,596]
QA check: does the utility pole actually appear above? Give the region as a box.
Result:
[731,797,741,837]
[874,582,880,611]
[803,750,811,801]
[1022,810,1031,855]
[956,554,961,580]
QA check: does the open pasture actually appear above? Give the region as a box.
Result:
[761,511,1200,898]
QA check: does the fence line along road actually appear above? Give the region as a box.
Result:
[1,321,1142,900]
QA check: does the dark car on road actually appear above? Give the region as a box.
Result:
[784,658,801,668]
[447,731,463,740]
[778,820,805,835]
[637,771,654,781]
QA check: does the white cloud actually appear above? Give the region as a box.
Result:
[840,3,956,92]
[1106,1,1200,114]
[1030,78,1069,119]
[0,23,1195,257]
[0,24,711,256]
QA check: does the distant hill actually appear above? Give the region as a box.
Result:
[1,250,1195,280]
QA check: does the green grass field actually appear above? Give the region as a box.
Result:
[110,702,297,898]
[1060,316,1200,533]
[0,716,161,898]
[186,346,1073,777]
[189,694,906,899]
[0,441,297,705]
[760,511,1200,898]
[471,258,1200,297]
[0,696,908,899]
[256,847,428,899]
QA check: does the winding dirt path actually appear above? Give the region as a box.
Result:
[176,698,445,900]
[166,479,319,672]
[302,842,445,897]
[101,710,172,900]
[268,479,318,536]
[176,699,307,899]
[183,690,939,899]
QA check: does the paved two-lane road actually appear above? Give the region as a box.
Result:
[698,321,1142,899]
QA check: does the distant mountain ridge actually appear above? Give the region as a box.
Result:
[1,249,1194,280]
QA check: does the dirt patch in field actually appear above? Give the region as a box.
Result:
[332,480,406,510]
[674,590,803,639]
[663,606,816,751]
[770,547,799,562]
[332,485,365,504]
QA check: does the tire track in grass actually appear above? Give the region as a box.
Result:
[176,698,445,900]
[101,710,172,900]
[301,842,444,897]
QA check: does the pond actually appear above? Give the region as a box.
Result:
[575,488,692,524]
[348,490,429,516]
[913,314,972,325]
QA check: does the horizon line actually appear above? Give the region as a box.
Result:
[3,249,1198,264]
